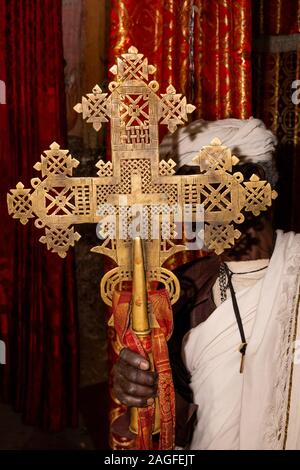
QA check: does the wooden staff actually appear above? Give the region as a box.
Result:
[129,237,160,435]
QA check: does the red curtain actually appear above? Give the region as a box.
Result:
[193,0,252,119]
[253,0,300,232]
[0,0,78,431]
[107,0,252,449]
[258,0,300,35]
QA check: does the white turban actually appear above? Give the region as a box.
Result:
[159,117,278,185]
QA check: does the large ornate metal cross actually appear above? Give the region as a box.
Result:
[7,46,277,307]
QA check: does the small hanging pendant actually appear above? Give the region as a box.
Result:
[239,342,247,373]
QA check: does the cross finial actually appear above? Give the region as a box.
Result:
[7,46,277,305]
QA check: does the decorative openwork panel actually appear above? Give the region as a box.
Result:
[7,46,277,307]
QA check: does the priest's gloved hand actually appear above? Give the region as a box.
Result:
[113,348,158,407]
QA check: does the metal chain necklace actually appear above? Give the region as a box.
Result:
[218,262,268,304]
[219,263,228,303]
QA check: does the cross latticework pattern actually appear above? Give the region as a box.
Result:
[7,183,34,225]
[7,46,277,306]
[244,174,275,216]
[160,85,195,133]
[73,85,110,132]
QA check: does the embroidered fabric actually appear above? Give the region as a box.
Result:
[264,237,300,449]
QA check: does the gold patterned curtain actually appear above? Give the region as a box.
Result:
[109,0,252,119]
[193,0,252,119]
[109,0,192,98]
[253,0,300,232]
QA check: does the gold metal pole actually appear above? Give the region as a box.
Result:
[129,237,160,435]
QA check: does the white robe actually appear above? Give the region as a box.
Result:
[182,230,300,450]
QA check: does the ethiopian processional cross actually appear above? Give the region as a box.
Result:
[7,46,277,449]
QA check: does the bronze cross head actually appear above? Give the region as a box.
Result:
[7,46,277,307]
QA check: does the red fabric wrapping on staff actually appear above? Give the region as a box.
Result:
[112,288,175,450]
